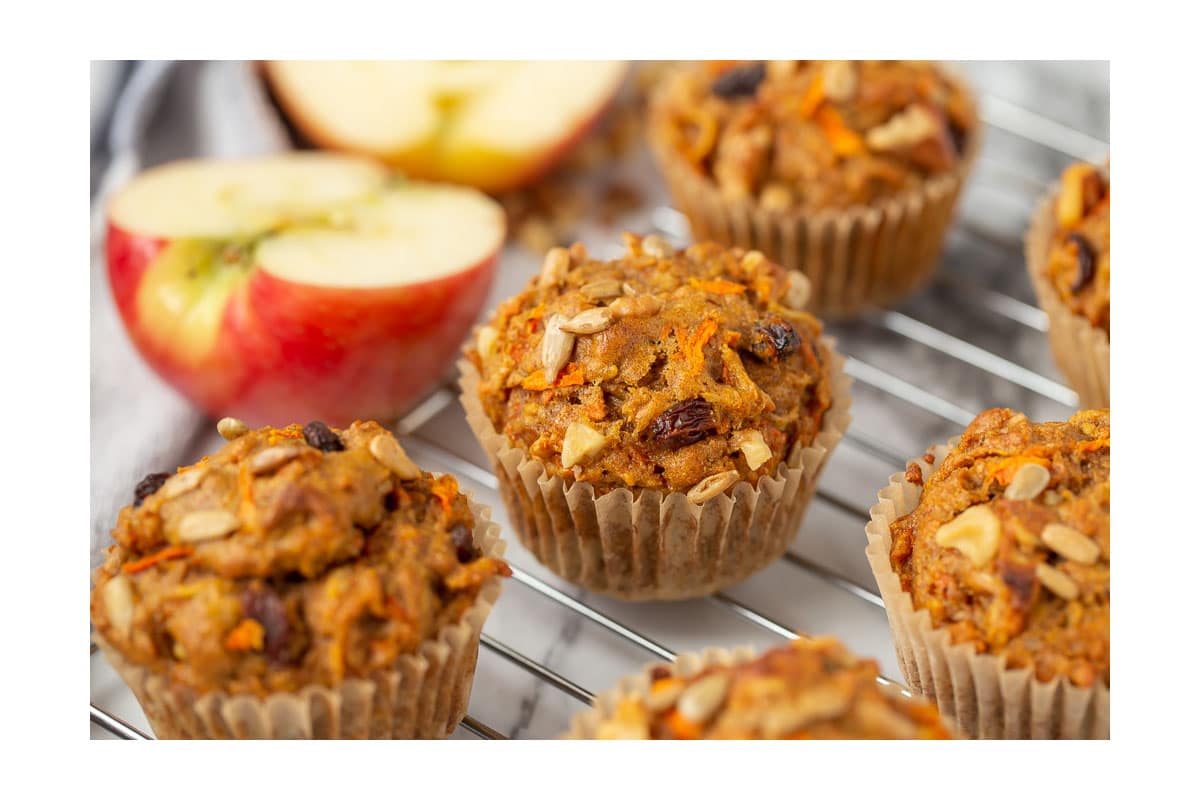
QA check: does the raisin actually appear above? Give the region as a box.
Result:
[948,121,968,157]
[712,62,766,99]
[383,491,399,512]
[450,522,479,563]
[242,585,291,664]
[133,472,170,507]
[648,665,673,682]
[651,398,716,448]
[747,317,801,361]
[1066,233,1096,293]
[302,421,344,452]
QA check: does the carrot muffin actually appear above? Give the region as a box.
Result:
[1026,161,1110,407]
[461,234,851,600]
[649,60,980,316]
[866,408,1109,738]
[566,637,953,739]
[91,419,509,739]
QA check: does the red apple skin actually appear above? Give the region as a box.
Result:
[106,221,498,427]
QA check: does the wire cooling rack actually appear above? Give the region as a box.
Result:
[90,62,1109,740]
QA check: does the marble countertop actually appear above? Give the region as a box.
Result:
[90,60,1109,739]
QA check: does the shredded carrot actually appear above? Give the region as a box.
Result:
[677,318,719,373]
[816,106,865,157]
[664,708,703,740]
[122,545,193,575]
[1077,439,1110,453]
[523,303,546,335]
[520,362,585,391]
[431,474,460,514]
[799,74,825,118]
[385,596,412,623]
[224,618,265,652]
[986,455,1052,486]
[690,277,747,295]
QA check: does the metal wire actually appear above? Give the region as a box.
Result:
[91,86,1104,740]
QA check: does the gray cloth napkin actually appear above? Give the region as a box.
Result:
[90,61,292,568]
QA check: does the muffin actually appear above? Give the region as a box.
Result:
[565,637,954,739]
[648,60,980,317]
[460,233,851,600]
[90,419,509,739]
[865,408,1109,738]
[1025,160,1110,408]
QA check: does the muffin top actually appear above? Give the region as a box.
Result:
[1045,161,1109,334]
[591,637,952,739]
[90,420,510,696]
[889,408,1109,688]
[467,234,833,497]
[650,60,977,210]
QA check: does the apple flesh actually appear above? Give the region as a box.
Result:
[263,61,628,193]
[107,153,505,427]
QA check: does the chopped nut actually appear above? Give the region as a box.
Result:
[580,279,623,301]
[1035,562,1080,601]
[822,60,858,103]
[865,105,939,152]
[1041,523,1101,565]
[540,314,575,382]
[561,422,607,469]
[1004,463,1051,501]
[686,470,741,504]
[759,183,793,211]
[538,247,571,288]
[740,250,767,270]
[641,234,673,259]
[732,430,772,471]
[782,271,811,310]
[216,417,250,441]
[676,673,731,724]
[160,467,208,500]
[610,294,664,319]
[559,307,615,335]
[476,325,498,358]
[103,575,134,637]
[934,505,1001,567]
[368,434,422,480]
[177,509,240,543]
[247,445,304,475]
[766,60,798,80]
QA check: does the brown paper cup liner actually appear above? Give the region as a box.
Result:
[93,498,506,739]
[562,644,958,739]
[864,439,1109,739]
[1025,187,1110,409]
[648,77,980,319]
[459,341,851,601]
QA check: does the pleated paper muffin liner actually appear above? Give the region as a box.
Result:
[1025,186,1110,409]
[459,342,851,602]
[647,74,980,319]
[864,439,1109,739]
[93,498,505,740]
[563,644,958,739]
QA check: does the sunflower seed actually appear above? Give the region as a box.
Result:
[476,325,499,357]
[178,509,240,543]
[368,434,422,480]
[1004,463,1051,501]
[580,279,623,301]
[1035,562,1080,601]
[676,673,730,723]
[559,307,614,335]
[686,470,741,504]
[610,294,664,319]
[217,417,250,441]
[641,234,673,259]
[541,314,575,382]
[247,445,304,475]
[538,247,571,288]
[160,467,209,500]
[1041,523,1101,565]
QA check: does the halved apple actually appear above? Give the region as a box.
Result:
[107,153,505,427]
[263,61,628,193]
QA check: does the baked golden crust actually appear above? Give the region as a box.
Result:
[650,60,977,211]
[466,234,832,494]
[90,421,510,696]
[889,408,1109,688]
[592,638,952,739]
[1045,162,1110,334]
